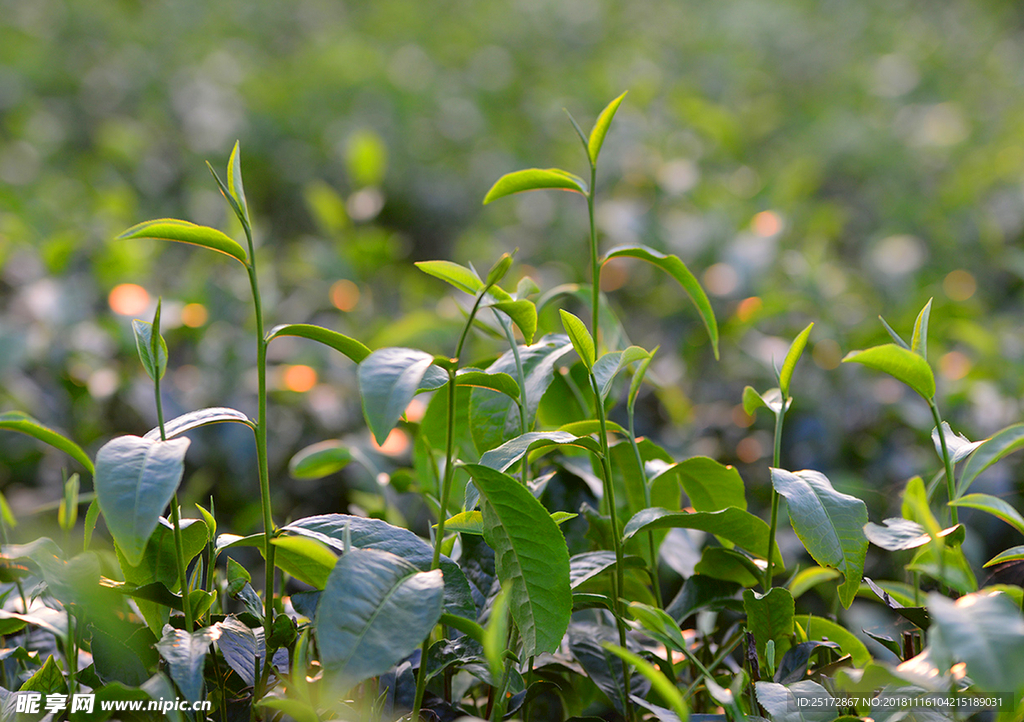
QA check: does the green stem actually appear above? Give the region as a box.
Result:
[764,404,786,591]
[627,405,662,607]
[590,373,633,722]
[498,315,530,485]
[928,399,958,525]
[587,166,601,347]
[155,360,195,632]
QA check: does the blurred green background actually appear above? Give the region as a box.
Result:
[3,0,1024,572]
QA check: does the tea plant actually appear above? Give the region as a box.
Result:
[2,93,1024,722]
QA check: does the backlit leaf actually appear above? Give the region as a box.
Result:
[623,507,780,564]
[143,407,255,441]
[118,218,248,265]
[779,322,814,398]
[950,493,1024,537]
[358,347,437,445]
[910,297,932,361]
[842,343,935,399]
[483,168,588,204]
[266,323,371,364]
[957,422,1024,498]
[415,260,483,295]
[559,309,595,370]
[0,411,94,475]
[588,91,628,165]
[289,440,352,479]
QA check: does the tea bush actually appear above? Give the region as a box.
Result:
[3,95,1024,722]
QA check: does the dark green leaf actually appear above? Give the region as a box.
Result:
[455,370,520,399]
[604,642,689,722]
[470,334,573,453]
[770,468,867,609]
[569,623,650,715]
[588,91,628,165]
[19,655,67,695]
[142,406,255,441]
[467,463,572,656]
[132,318,168,382]
[117,218,248,265]
[266,323,371,364]
[744,587,795,661]
[315,548,443,688]
[754,680,836,722]
[779,322,814,398]
[483,168,588,204]
[603,245,719,359]
[415,260,483,295]
[795,615,871,667]
[842,343,935,399]
[950,493,1024,536]
[358,347,437,445]
[622,507,779,564]
[478,430,594,472]
[95,435,190,566]
[774,641,840,685]
[569,551,646,589]
[289,440,352,479]
[156,625,216,703]
[592,346,650,400]
[0,411,94,475]
[650,456,747,512]
[665,575,742,622]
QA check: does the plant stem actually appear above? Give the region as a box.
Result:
[928,399,958,525]
[587,166,601,347]
[590,373,634,722]
[763,404,786,591]
[626,405,662,607]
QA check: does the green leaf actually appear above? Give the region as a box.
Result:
[908,544,977,594]
[603,245,719,359]
[950,493,1024,536]
[985,545,1024,567]
[603,642,690,722]
[19,655,67,695]
[95,435,190,567]
[315,548,443,688]
[443,511,485,535]
[271,535,339,588]
[623,507,779,563]
[559,309,596,370]
[755,680,837,722]
[693,547,765,587]
[470,334,574,453]
[743,386,787,417]
[928,591,1024,693]
[864,518,964,551]
[779,322,814,398]
[491,299,538,345]
[58,473,79,531]
[0,490,15,528]
[878,315,910,349]
[281,514,474,618]
[478,430,597,473]
[485,252,514,286]
[592,346,650,400]
[415,260,483,295]
[483,586,509,680]
[483,168,588,204]
[358,347,438,445]
[569,551,645,589]
[142,406,255,441]
[744,587,795,662]
[931,422,983,465]
[842,343,935,399]
[118,218,248,265]
[588,91,628,165]
[569,623,650,715]
[627,601,687,653]
[156,625,217,703]
[771,468,868,609]
[794,614,871,667]
[910,297,932,361]
[650,456,747,512]
[957,422,1024,498]
[901,475,941,538]
[0,411,94,475]
[266,323,371,364]
[466,463,572,656]
[132,318,168,382]
[227,141,250,225]
[289,440,352,479]
[787,567,841,600]
[627,346,657,411]
[665,574,743,622]
[455,370,520,399]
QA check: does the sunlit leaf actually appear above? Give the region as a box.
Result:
[787,567,841,600]
[795,614,871,667]
[592,346,650,400]
[603,245,718,359]
[142,407,255,441]
[118,218,248,265]
[454,370,520,399]
[864,517,964,551]
[931,421,983,465]
[358,347,438,445]
[623,507,780,564]
[950,493,1024,537]
[491,299,538,345]
[132,318,168,382]
[779,322,813,398]
[842,343,935,399]
[483,168,588,204]
[0,411,94,475]
[588,91,628,165]
[289,440,352,479]
[957,422,1024,498]
[266,323,371,364]
[604,642,689,722]
[649,456,747,512]
[910,297,932,361]
[415,260,483,296]
[559,309,595,370]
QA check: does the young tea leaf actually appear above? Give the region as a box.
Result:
[842,343,935,400]
[559,309,596,370]
[415,260,484,296]
[491,299,538,345]
[588,91,628,166]
[956,422,1024,498]
[118,219,248,265]
[132,318,168,382]
[779,322,814,398]
[879,314,910,349]
[603,642,689,722]
[910,297,933,361]
[603,245,719,359]
[227,141,250,226]
[0,411,94,475]
[266,323,371,364]
[483,168,588,204]
[289,440,352,480]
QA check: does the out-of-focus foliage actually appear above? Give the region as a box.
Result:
[4,0,1024,551]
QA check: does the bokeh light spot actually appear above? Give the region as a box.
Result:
[282,364,318,392]
[108,283,150,316]
[736,296,763,323]
[703,263,739,296]
[405,397,426,423]
[943,269,976,301]
[331,279,360,311]
[600,258,629,291]
[751,211,782,237]
[736,436,764,463]
[373,428,410,456]
[180,303,208,327]
[732,404,755,428]
[939,351,971,381]
[812,339,842,370]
